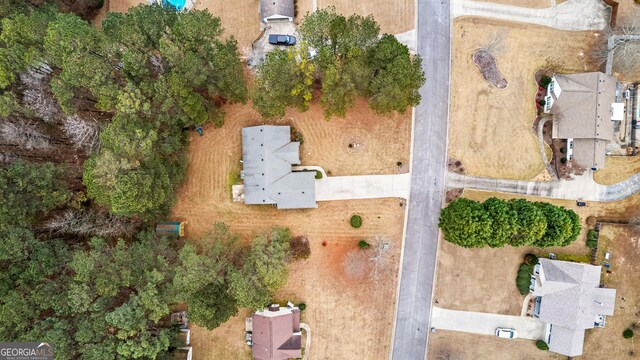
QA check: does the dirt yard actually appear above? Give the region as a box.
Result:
[450,17,599,180]
[295,0,414,34]
[428,331,564,360]
[580,224,640,359]
[171,98,410,359]
[594,155,640,185]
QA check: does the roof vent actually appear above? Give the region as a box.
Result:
[268,304,280,312]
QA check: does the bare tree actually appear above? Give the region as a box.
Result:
[590,15,640,74]
[368,236,392,282]
[19,68,47,89]
[23,89,60,123]
[149,54,164,74]
[0,120,50,150]
[483,29,507,56]
[62,115,100,152]
[44,209,135,237]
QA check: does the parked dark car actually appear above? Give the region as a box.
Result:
[577,201,587,207]
[268,34,296,46]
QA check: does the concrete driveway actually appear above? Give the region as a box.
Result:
[452,0,610,31]
[431,307,547,340]
[315,174,410,201]
[248,19,297,67]
[300,323,310,360]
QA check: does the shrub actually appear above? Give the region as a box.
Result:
[586,229,598,249]
[397,161,403,167]
[540,75,552,88]
[350,215,362,228]
[624,328,634,339]
[315,170,323,179]
[290,236,311,259]
[536,340,549,350]
[539,99,546,106]
[560,157,567,164]
[292,128,304,145]
[524,253,539,266]
[358,240,370,249]
[560,147,566,154]
[298,303,306,311]
[516,263,533,295]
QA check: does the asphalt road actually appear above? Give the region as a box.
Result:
[390,0,451,359]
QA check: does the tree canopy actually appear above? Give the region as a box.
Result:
[439,197,582,248]
[252,6,425,119]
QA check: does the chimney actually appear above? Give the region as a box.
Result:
[268,304,280,312]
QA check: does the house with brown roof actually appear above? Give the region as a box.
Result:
[251,304,302,360]
[532,259,616,357]
[544,72,624,169]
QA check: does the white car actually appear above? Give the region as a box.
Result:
[495,327,518,339]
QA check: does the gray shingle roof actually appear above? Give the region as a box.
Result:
[260,0,294,22]
[550,72,617,169]
[534,259,616,357]
[242,125,316,209]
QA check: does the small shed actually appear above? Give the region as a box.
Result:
[156,222,185,237]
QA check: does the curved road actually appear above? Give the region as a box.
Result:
[390,0,451,359]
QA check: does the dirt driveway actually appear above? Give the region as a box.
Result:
[171,98,410,359]
[449,17,600,180]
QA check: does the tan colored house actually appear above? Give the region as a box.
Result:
[252,304,302,360]
[545,72,623,169]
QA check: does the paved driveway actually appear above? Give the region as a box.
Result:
[315,174,410,201]
[431,307,547,340]
[452,0,609,31]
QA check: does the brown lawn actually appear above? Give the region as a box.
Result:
[430,189,640,359]
[450,17,599,180]
[171,98,410,359]
[593,155,640,185]
[581,224,640,359]
[295,0,414,34]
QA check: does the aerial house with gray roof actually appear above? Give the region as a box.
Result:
[260,0,294,23]
[532,258,616,357]
[241,125,317,209]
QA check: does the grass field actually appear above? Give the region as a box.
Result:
[449,17,599,180]
[170,98,410,359]
[594,155,640,185]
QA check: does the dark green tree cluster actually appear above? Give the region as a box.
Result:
[252,7,425,119]
[0,4,247,219]
[439,197,581,248]
[1,219,294,358]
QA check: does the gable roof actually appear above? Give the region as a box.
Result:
[260,0,294,22]
[252,306,302,360]
[549,72,617,169]
[534,259,616,357]
[242,126,317,209]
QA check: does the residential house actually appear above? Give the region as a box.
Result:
[545,72,623,169]
[532,258,616,357]
[252,304,302,360]
[241,125,317,209]
[260,0,294,23]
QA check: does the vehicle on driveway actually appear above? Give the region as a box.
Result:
[268,34,296,46]
[577,201,587,207]
[495,327,518,339]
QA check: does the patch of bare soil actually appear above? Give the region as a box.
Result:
[445,189,463,203]
[473,49,508,88]
[447,156,466,175]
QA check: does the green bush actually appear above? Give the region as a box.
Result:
[350,215,363,228]
[624,328,634,339]
[540,76,552,88]
[294,131,304,145]
[561,157,567,164]
[315,170,323,179]
[298,303,306,311]
[536,340,549,351]
[516,263,534,295]
[358,240,370,249]
[586,229,598,249]
[539,99,546,106]
[560,147,566,154]
[524,253,539,265]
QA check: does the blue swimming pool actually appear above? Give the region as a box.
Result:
[162,0,186,10]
